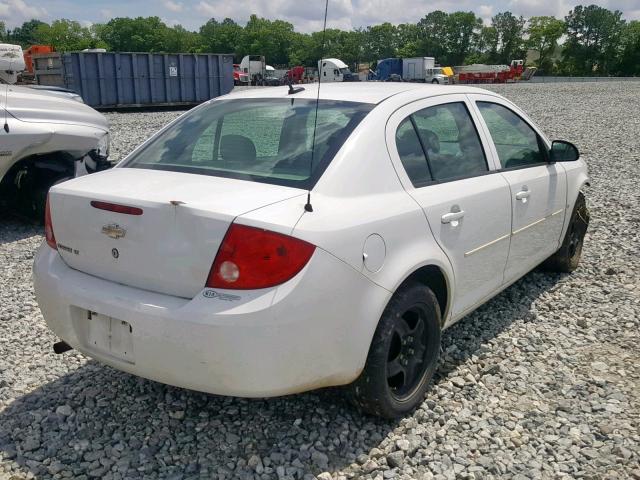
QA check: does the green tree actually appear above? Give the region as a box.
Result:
[527,16,565,72]
[562,5,625,75]
[164,25,200,53]
[444,12,482,65]
[97,17,170,52]
[416,10,449,61]
[491,11,526,64]
[0,21,6,42]
[238,15,295,66]
[395,23,420,58]
[364,22,398,60]
[199,18,243,56]
[8,19,47,47]
[616,20,640,75]
[341,29,366,67]
[472,26,499,63]
[288,32,314,66]
[307,29,350,65]
[34,19,105,51]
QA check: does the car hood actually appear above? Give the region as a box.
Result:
[26,85,84,102]
[4,85,108,132]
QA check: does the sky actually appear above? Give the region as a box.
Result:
[1,0,639,32]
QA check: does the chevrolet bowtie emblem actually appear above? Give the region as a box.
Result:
[101,224,126,239]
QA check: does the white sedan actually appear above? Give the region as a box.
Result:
[33,83,589,418]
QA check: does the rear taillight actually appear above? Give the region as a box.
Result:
[206,224,315,290]
[44,195,57,250]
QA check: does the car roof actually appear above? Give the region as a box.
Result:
[219,83,497,105]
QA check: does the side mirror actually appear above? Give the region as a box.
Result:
[550,140,580,162]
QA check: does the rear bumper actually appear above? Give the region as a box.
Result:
[33,244,390,397]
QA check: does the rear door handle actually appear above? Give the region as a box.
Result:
[441,210,465,224]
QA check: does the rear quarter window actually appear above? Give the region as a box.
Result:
[395,118,431,187]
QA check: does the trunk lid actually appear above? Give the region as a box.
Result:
[49,168,304,298]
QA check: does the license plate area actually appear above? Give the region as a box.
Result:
[84,310,135,363]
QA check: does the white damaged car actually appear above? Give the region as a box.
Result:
[34,83,589,418]
[0,82,110,217]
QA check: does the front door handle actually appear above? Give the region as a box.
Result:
[515,188,530,202]
[441,209,465,225]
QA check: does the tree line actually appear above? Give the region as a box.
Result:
[1,4,638,76]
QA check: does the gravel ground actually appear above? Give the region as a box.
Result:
[1,82,639,480]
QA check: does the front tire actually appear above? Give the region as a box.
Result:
[431,79,439,84]
[347,282,441,418]
[541,192,589,272]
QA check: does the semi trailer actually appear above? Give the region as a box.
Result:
[318,58,359,82]
[372,57,451,84]
[0,44,26,84]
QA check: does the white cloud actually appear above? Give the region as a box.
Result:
[195,0,353,31]
[99,8,112,20]
[164,0,184,13]
[161,17,181,26]
[508,0,569,18]
[196,0,237,19]
[0,0,47,27]
[478,4,494,24]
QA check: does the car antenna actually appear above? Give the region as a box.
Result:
[305,0,329,213]
[2,84,8,133]
[2,61,10,133]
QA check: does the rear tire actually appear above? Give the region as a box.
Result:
[541,192,589,273]
[347,281,441,418]
[431,79,439,84]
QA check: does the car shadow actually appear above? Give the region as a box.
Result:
[0,212,42,245]
[0,269,563,478]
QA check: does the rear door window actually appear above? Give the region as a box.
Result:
[396,102,487,183]
[412,102,487,182]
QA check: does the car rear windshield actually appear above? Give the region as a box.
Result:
[123,98,373,189]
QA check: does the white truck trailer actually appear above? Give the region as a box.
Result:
[0,44,26,84]
[240,55,266,86]
[402,57,450,84]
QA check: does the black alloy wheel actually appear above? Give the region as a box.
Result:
[347,281,441,418]
[386,305,430,400]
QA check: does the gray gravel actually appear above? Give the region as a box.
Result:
[1,82,639,480]
[106,110,185,163]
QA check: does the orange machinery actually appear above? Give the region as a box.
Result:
[23,45,54,74]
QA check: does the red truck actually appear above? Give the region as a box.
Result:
[455,60,535,84]
[282,66,316,84]
[233,64,249,86]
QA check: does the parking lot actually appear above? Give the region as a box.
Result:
[1,81,639,479]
